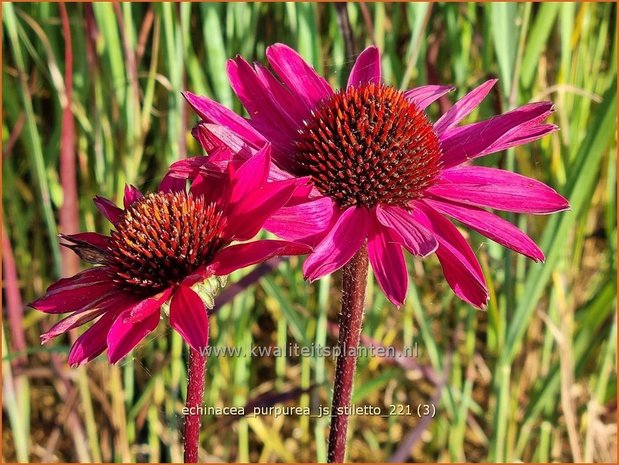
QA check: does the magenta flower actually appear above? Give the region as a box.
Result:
[180,44,569,308]
[31,146,310,365]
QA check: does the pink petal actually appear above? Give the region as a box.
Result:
[414,204,488,308]
[229,144,271,205]
[165,155,228,181]
[254,62,308,123]
[428,166,569,214]
[190,173,230,209]
[182,91,265,147]
[434,79,498,135]
[303,207,370,281]
[487,123,558,154]
[266,43,334,110]
[347,46,381,87]
[30,279,119,314]
[188,123,298,181]
[41,308,107,344]
[404,85,455,111]
[195,123,256,159]
[375,205,438,256]
[285,177,315,202]
[169,286,209,351]
[440,102,555,168]
[181,265,216,288]
[225,179,298,241]
[227,57,299,135]
[43,267,113,294]
[191,123,252,163]
[123,185,143,208]
[68,311,118,366]
[40,291,138,343]
[107,306,160,364]
[192,123,223,153]
[159,172,188,193]
[93,195,123,224]
[123,287,173,323]
[212,240,312,276]
[367,217,408,307]
[264,196,338,246]
[424,198,544,262]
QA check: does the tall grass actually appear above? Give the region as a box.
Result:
[2,2,616,462]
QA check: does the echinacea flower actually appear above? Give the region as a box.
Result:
[179,44,569,308]
[31,146,310,365]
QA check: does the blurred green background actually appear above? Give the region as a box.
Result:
[2,2,616,462]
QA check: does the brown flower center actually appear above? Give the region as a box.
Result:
[108,192,225,292]
[294,83,442,208]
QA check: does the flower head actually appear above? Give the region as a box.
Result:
[31,146,310,365]
[179,44,569,308]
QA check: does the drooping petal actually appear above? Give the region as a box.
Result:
[486,123,558,154]
[123,287,173,323]
[123,185,143,208]
[266,43,334,110]
[367,217,408,306]
[428,166,569,214]
[212,240,312,276]
[43,267,113,294]
[440,102,555,168]
[93,195,124,224]
[182,91,265,147]
[264,196,338,246]
[30,278,119,314]
[107,306,161,364]
[375,205,438,256]
[68,311,119,366]
[303,207,370,281]
[169,286,209,352]
[181,266,216,288]
[404,85,455,111]
[60,232,109,250]
[41,308,107,344]
[347,46,381,87]
[59,233,109,264]
[424,198,545,261]
[434,79,498,135]
[41,291,139,343]
[414,205,488,308]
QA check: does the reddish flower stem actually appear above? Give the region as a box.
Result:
[184,348,206,463]
[328,245,369,463]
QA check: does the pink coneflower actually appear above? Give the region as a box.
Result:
[32,145,311,462]
[178,43,569,462]
[180,44,569,308]
[31,145,310,366]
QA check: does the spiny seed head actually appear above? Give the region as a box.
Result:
[107,192,225,292]
[294,83,443,208]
